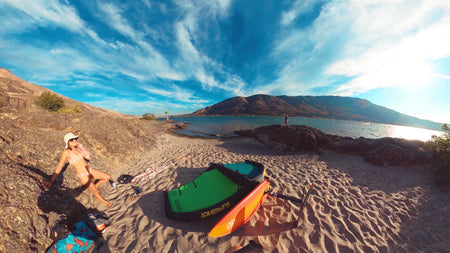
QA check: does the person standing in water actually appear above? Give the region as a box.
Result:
[42,133,113,207]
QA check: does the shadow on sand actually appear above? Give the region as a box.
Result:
[21,163,111,252]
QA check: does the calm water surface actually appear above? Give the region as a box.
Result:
[168,116,443,142]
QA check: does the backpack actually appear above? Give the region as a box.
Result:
[49,219,71,242]
[47,221,97,253]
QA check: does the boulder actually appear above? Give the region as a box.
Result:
[236,125,330,152]
[236,124,428,166]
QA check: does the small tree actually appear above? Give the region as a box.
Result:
[142,113,157,120]
[35,92,65,112]
[423,124,450,188]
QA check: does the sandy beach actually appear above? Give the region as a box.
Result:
[94,133,449,252]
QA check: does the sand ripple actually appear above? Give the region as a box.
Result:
[99,134,449,252]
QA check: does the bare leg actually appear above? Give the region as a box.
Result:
[79,176,112,207]
[89,168,111,188]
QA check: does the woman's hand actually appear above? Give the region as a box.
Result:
[78,144,91,161]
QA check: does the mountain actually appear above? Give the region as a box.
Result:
[191,94,442,130]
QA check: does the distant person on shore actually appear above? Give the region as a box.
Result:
[42,133,113,207]
[284,114,289,125]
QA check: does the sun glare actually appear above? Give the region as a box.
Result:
[384,57,431,89]
[390,124,443,142]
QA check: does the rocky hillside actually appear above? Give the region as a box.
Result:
[191,94,442,130]
[0,67,122,116]
[0,68,170,252]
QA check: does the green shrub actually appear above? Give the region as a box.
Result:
[142,113,157,120]
[58,104,82,114]
[72,104,82,113]
[423,124,450,188]
[35,92,65,112]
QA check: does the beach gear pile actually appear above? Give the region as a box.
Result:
[47,213,109,253]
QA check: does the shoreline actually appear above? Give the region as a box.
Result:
[166,116,443,141]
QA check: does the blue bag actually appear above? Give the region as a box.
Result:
[48,221,97,253]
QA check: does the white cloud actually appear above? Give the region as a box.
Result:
[2,0,104,44]
[169,1,251,96]
[268,0,450,97]
[98,3,138,40]
[280,0,318,26]
[139,83,210,105]
[174,0,232,18]
[3,0,83,31]
[141,0,152,9]
[89,98,165,115]
[97,2,183,82]
[175,21,202,66]
[0,39,102,84]
[89,94,208,116]
[326,1,450,94]
[139,86,173,97]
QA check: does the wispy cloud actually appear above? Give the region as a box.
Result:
[3,0,84,32]
[280,0,320,26]
[0,0,448,120]
[171,1,246,94]
[266,0,450,98]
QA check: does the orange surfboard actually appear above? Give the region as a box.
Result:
[208,179,270,237]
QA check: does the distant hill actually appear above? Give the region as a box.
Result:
[191,94,442,130]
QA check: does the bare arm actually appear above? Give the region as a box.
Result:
[78,144,91,161]
[42,151,68,189]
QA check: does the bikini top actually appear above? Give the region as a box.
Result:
[68,144,90,165]
[68,151,84,165]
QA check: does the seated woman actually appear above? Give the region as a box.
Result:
[42,133,113,207]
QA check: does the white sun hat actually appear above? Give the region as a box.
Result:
[64,133,79,148]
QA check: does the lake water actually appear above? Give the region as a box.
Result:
[167,116,443,142]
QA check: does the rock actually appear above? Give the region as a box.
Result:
[363,138,423,166]
[236,124,429,167]
[174,123,188,129]
[364,143,406,166]
[236,125,330,152]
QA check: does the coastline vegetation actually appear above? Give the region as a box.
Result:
[142,113,157,120]
[35,91,82,113]
[423,124,450,188]
[35,91,64,111]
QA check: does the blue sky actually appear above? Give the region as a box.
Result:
[1,0,449,123]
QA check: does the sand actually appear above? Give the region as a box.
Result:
[96,134,449,252]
